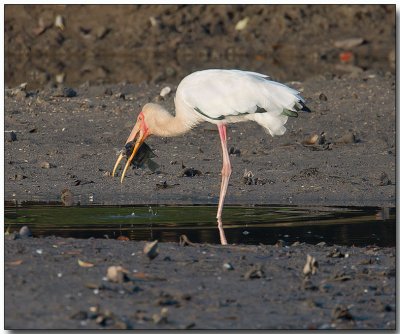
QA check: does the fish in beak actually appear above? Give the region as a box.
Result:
[112,112,154,183]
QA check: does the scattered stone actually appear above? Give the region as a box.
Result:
[160,86,171,98]
[244,264,264,279]
[274,239,287,247]
[222,262,234,271]
[302,133,319,145]
[19,225,32,238]
[334,37,364,49]
[319,93,328,101]
[104,88,113,95]
[303,254,318,276]
[316,241,327,247]
[40,161,56,169]
[336,132,357,144]
[54,14,65,30]
[152,307,169,324]
[302,279,318,291]
[7,131,17,142]
[55,73,65,84]
[78,259,95,268]
[332,305,354,321]
[181,167,202,177]
[332,272,352,281]
[243,169,258,185]
[6,82,28,97]
[379,172,392,186]
[229,146,241,156]
[106,266,129,283]
[115,92,125,100]
[143,240,159,260]
[318,132,327,145]
[96,26,111,40]
[61,188,74,206]
[156,291,180,306]
[53,87,77,98]
[13,174,27,181]
[235,17,249,31]
[5,232,20,241]
[328,248,345,258]
[32,17,52,36]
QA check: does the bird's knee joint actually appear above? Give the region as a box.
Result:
[221,166,232,177]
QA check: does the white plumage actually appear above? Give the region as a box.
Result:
[176,69,306,136]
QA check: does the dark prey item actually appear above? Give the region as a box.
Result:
[124,140,159,172]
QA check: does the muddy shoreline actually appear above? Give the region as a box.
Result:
[4,237,396,329]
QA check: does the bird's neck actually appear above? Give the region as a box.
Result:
[150,103,200,138]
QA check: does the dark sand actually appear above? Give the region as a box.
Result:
[4,237,396,329]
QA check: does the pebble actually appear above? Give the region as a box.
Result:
[332,305,354,320]
[40,161,55,169]
[336,132,357,144]
[152,307,169,324]
[181,167,202,177]
[159,86,171,98]
[106,266,129,283]
[229,146,241,156]
[19,225,32,238]
[235,17,249,31]
[303,254,318,276]
[328,248,345,258]
[54,14,65,30]
[96,26,110,40]
[53,87,77,98]
[222,262,234,271]
[319,93,328,101]
[379,172,392,186]
[334,37,364,49]
[302,133,319,145]
[61,188,74,206]
[143,240,159,260]
[13,174,27,181]
[244,264,264,279]
[7,131,17,142]
[243,169,257,185]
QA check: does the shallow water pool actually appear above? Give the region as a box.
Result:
[4,204,395,247]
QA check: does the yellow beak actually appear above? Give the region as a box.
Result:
[112,119,149,183]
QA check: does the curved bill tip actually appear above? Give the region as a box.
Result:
[112,153,124,177]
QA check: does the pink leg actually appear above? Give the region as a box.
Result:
[216,124,231,245]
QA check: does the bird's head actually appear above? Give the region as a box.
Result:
[112,103,158,183]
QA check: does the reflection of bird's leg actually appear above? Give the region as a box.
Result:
[216,123,231,245]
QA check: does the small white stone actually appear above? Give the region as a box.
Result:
[160,86,171,98]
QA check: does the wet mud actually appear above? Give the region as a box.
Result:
[4,237,396,329]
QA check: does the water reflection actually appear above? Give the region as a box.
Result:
[4,205,396,247]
